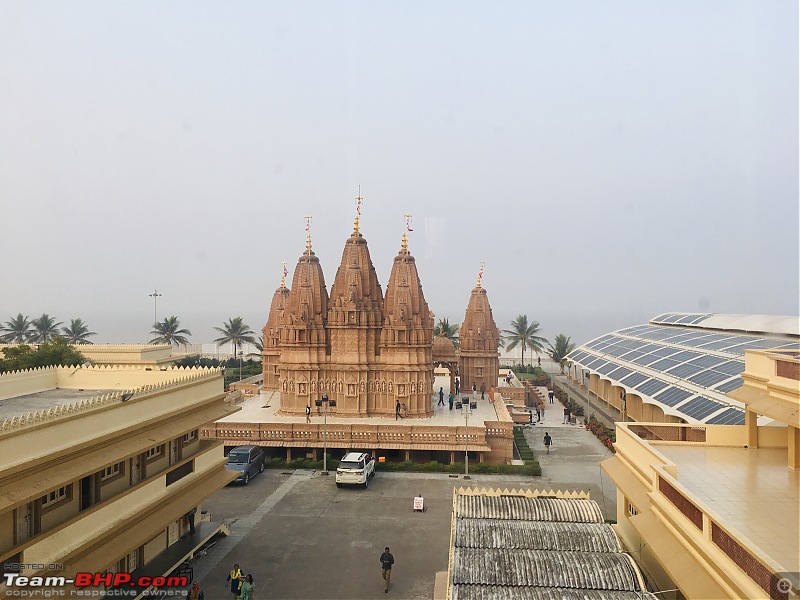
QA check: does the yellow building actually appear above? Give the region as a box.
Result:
[0,364,238,597]
[0,343,177,369]
[601,348,799,599]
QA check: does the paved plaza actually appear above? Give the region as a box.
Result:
[191,391,617,600]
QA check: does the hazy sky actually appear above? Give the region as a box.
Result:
[1,1,797,350]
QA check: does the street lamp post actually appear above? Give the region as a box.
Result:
[316,395,337,474]
[462,397,474,479]
[148,289,162,328]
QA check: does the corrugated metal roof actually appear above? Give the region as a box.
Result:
[455,519,621,553]
[455,585,655,600]
[452,585,654,600]
[456,495,604,523]
[452,548,644,591]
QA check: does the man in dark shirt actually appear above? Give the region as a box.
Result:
[380,547,395,593]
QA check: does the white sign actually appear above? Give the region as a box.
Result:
[413,496,424,511]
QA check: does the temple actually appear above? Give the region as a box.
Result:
[262,209,436,418]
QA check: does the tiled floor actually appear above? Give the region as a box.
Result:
[657,445,799,571]
[220,375,517,425]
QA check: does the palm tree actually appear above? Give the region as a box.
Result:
[433,317,460,347]
[30,314,63,343]
[62,319,97,344]
[501,315,547,367]
[150,316,192,347]
[1,313,33,343]
[547,334,576,374]
[214,317,258,380]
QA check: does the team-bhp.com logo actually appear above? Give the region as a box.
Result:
[4,572,188,596]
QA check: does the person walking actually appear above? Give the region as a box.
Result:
[226,564,242,599]
[305,404,311,423]
[563,406,570,424]
[455,377,460,395]
[544,432,552,454]
[480,383,486,400]
[548,389,555,404]
[380,547,395,593]
[448,393,454,411]
[238,574,255,600]
[189,580,204,600]
[488,386,495,403]
[395,400,402,420]
[438,387,445,406]
[472,382,477,400]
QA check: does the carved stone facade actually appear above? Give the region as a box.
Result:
[459,284,500,395]
[263,223,435,418]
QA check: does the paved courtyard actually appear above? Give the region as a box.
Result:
[191,393,617,600]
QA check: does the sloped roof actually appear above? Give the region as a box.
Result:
[449,492,655,599]
[566,314,800,425]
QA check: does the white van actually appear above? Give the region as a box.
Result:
[335,452,376,488]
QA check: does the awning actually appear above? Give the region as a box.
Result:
[630,511,729,600]
[729,387,799,426]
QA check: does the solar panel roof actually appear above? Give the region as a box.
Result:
[654,387,693,407]
[706,407,746,425]
[688,370,732,387]
[714,379,744,393]
[620,372,649,387]
[636,379,670,395]
[681,397,725,420]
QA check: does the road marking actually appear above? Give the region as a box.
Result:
[193,471,311,581]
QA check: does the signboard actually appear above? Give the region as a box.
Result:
[413,496,424,512]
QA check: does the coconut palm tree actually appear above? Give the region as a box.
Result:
[62,319,97,344]
[30,314,63,343]
[433,317,460,347]
[1,313,33,343]
[150,316,192,347]
[547,334,576,374]
[501,315,547,367]
[214,317,258,380]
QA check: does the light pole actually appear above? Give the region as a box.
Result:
[238,347,243,381]
[462,397,474,479]
[316,395,337,474]
[149,289,162,329]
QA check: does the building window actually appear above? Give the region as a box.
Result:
[100,461,125,482]
[181,430,197,444]
[146,445,165,461]
[41,485,70,508]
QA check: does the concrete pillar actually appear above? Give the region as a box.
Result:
[404,450,411,462]
[286,448,292,461]
[745,409,758,449]
[450,451,455,464]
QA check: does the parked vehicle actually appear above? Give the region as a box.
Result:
[335,452,376,488]
[225,445,264,485]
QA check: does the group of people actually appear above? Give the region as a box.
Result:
[226,563,256,600]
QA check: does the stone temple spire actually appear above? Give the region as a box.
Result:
[460,267,500,394]
[380,213,433,417]
[281,217,329,350]
[262,263,291,390]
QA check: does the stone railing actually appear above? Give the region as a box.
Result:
[201,421,489,449]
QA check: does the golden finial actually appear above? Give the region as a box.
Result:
[401,213,413,251]
[354,186,362,234]
[281,261,288,288]
[477,261,485,287]
[304,215,313,253]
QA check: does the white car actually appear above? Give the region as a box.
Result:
[335,452,376,488]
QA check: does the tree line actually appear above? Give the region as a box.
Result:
[3,312,577,371]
